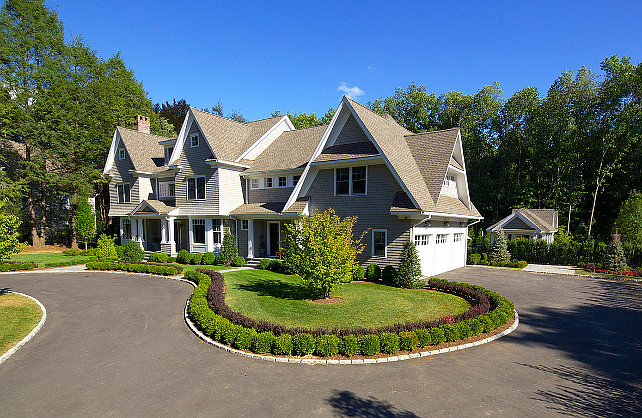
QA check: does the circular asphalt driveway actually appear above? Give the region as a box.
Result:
[1,267,640,417]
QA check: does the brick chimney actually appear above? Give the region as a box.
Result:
[134,115,150,134]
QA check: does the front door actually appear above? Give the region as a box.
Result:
[268,222,280,256]
[174,221,183,251]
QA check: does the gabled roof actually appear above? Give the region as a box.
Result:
[230,202,286,215]
[313,141,380,163]
[116,127,168,173]
[487,208,558,232]
[245,124,325,173]
[190,108,282,162]
[131,199,177,215]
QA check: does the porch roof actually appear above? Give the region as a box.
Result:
[230,202,285,215]
[130,199,177,215]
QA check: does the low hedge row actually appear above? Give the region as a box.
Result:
[86,261,178,276]
[0,262,36,271]
[117,260,184,274]
[185,269,515,358]
[43,257,96,267]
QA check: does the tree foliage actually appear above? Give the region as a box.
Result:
[284,209,365,299]
[614,190,642,248]
[602,234,627,270]
[489,228,511,262]
[397,240,423,288]
[75,195,95,247]
[218,232,238,266]
[0,200,24,260]
[271,108,335,129]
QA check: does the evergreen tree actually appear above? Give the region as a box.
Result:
[489,227,511,262]
[218,232,238,265]
[602,234,627,270]
[397,240,422,288]
[75,194,95,249]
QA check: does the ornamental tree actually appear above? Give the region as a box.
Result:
[397,240,423,288]
[489,227,511,262]
[0,201,24,261]
[218,232,238,265]
[284,209,365,299]
[75,195,95,249]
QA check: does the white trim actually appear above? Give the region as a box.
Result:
[489,211,541,232]
[240,219,248,230]
[310,155,384,167]
[190,133,200,147]
[118,148,126,160]
[333,166,368,196]
[206,159,250,170]
[117,182,131,204]
[186,175,206,201]
[235,116,295,162]
[102,129,120,174]
[372,229,387,258]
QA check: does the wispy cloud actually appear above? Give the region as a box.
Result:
[337,82,365,99]
[366,66,378,72]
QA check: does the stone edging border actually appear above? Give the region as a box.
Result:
[0,292,47,365]
[183,291,520,364]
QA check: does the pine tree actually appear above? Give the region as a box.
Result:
[602,234,627,270]
[397,240,423,288]
[218,232,238,266]
[489,227,511,262]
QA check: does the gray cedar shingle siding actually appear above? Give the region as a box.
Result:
[504,216,536,230]
[248,187,293,204]
[306,164,410,267]
[333,114,369,146]
[109,136,139,216]
[174,122,219,215]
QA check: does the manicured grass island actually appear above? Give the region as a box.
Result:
[0,292,42,356]
[224,269,470,329]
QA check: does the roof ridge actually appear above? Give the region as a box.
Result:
[190,106,249,127]
[116,126,176,140]
[243,115,283,125]
[404,127,460,138]
[288,123,329,132]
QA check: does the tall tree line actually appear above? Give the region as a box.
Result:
[0,0,175,247]
[368,57,642,241]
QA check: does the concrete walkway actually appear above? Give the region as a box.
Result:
[522,263,578,275]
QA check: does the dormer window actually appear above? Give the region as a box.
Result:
[443,175,456,187]
[164,146,173,163]
[118,148,126,160]
[265,178,273,188]
[190,134,199,147]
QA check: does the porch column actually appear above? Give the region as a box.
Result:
[161,218,168,244]
[247,219,254,258]
[205,218,214,252]
[130,217,138,241]
[167,217,176,256]
[138,219,144,246]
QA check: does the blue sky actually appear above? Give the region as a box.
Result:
[47,0,641,121]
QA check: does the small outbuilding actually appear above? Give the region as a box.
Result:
[487,208,558,243]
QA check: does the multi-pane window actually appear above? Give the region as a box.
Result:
[212,219,221,244]
[454,233,464,242]
[187,176,205,200]
[190,134,199,147]
[443,174,456,187]
[265,177,273,188]
[279,176,287,187]
[117,183,130,203]
[293,175,300,186]
[336,166,367,195]
[373,229,387,257]
[159,181,175,198]
[251,178,259,189]
[122,219,132,239]
[241,220,248,230]
[192,219,205,244]
[436,234,448,244]
[164,146,173,164]
[118,148,126,160]
[414,234,430,246]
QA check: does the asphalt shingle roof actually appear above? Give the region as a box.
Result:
[313,141,380,163]
[487,208,558,231]
[116,127,168,173]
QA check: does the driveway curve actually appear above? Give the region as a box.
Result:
[1,268,640,417]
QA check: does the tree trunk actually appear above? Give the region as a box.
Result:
[39,182,47,246]
[70,200,79,249]
[27,186,43,247]
[567,202,572,233]
[588,149,606,238]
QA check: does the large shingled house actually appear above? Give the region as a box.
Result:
[102,97,483,276]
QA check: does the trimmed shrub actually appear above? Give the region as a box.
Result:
[259,258,271,270]
[0,262,35,271]
[414,329,432,347]
[268,259,285,273]
[481,253,488,261]
[293,333,316,356]
[456,322,473,339]
[222,323,243,346]
[359,334,381,356]
[478,315,495,333]
[399,331,419,351]
[85,261,178,276]
[467,253,481,265]
[339,335,360,357]
[96,234,118,260]
[381,265,397,284]
[43,258,95,267]
[121,240,145,262]
[479,259,488,265]
[167,256,176,263]
[365,264,381,281]
[253,332,275,354]
[429,327,446,344]
[466,318,483,335]
[148,252,169,263]
[272,334,293,355]
[176,249,190,264]
[202,252,216,265]
[219,233,238,266]
[379,332,400,353]
[352,266,365,281]
[315,335,340,357]
[190,253,203,265]
[233,327,257,350]
[232,256,246,267]
[63,248,81,256]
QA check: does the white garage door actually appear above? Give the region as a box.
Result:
[413,227,467,277]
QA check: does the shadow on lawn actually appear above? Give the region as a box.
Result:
[235,278,311,300]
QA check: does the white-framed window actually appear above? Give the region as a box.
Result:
[278,176,287,187]
[372,229,387,257]
[241,220,248,230]
[190,134,199,147]
[192,219,205,244]
[335,166,367,196]
[436,234,448,244]
[293,175,300,186]
[454,233,464,242]
[159,181,175,198]
[414,234,430,246]
[265,177,273,188]
[250,178,259,189]
[443,174,456,187]
[122,219,132,240]
[212,219,221,244]
[187,176,205,200]
[117,183,131,203]
[118,148,126,160]
[164,146,173,164]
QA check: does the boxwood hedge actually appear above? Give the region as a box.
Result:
[185,269,515,358]
[86,261,178,276]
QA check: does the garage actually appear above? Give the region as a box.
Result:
[413,226,468,277]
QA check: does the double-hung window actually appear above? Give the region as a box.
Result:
[164,146,173,164]
[265,177,273,188]
[335,166,367,195]
[293,175,300,186]
[118,148,126,160]
[159,181,175,198]
[241,220,248,230]
[192,219,205,244]
[372,229,387,257]
[212,219,221,244]
[187,176,205,200]
[251,178,259,189]
[190,134,199,147]
[117,183,130,203]
[122,219,132,239]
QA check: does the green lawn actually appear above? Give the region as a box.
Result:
[9,252,93,266]
[223,270,470,329]
[0,292,43,355]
